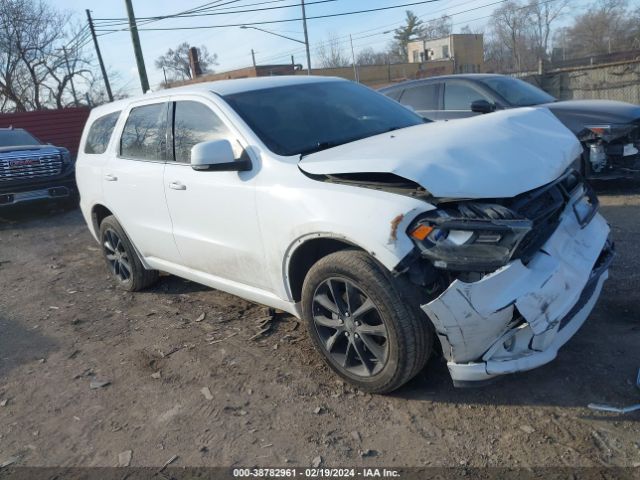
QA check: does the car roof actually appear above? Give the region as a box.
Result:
[379,74,506,92]
[90,75,346,116]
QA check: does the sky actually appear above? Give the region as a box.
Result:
[55,0,638,96]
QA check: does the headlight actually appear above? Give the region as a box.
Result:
[583,124,635,143]
[61,149,72,164]
[408,205,532,271]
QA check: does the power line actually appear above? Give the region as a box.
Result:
[94,0,328,24]
[94,0,448,32]
[248,0,505,65]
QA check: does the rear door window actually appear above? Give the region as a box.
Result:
[120,103,168,161]
[84,111,120,154]
[400,83,440,110]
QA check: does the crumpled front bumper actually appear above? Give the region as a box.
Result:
[421,198,613,386]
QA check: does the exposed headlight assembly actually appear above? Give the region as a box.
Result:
[408,204,532,271]
[583,124,635,143]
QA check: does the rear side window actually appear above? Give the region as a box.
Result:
[401,84,440,111]
[120,103,167,160]
[173,101,240,163]
[84,111,120,154]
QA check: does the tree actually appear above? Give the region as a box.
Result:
[393,10,424,60]
[155,42,218,81]
[0,0,95,112]
[317,33,350,68]
[528,0,571,59]
[423,15,452,40]
[563,0,636,57]
[356,47,390,65]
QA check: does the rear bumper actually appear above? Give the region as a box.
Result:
[0,174,76,207]
[422,195,613,385]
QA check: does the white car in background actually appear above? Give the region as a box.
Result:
[76,76,613,393]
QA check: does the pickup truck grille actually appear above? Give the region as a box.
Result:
[0,149,63,182]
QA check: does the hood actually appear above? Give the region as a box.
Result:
[299,107,582,199]
[0,145,58,154]
[542,100,640,133]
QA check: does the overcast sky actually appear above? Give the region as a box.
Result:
[56,0,639,95]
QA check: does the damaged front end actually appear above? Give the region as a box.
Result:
[579,122,640,178]
[402,170,614,386]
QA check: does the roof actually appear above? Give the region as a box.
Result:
[379,74,505,92]
[91,76,345,116]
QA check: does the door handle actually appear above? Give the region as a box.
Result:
[169,181,187,191]
[104,174,118,182]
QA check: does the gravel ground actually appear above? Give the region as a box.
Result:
[0,182,639,469]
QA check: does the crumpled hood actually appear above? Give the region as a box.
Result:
[299,107,583,199]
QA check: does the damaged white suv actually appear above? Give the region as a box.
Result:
[77,76,614,393]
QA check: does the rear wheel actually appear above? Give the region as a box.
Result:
[301,250,432,394]
[99,215,159,291]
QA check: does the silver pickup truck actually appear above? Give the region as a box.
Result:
[0,127,76,207]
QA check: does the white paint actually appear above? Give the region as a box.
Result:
[299,107,583,199]
[422,187,611,382]
[76,77,610,386]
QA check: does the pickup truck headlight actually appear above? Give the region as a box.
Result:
[408,207,532,271]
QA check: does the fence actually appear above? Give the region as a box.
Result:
[519,59,640,104]
[0,107,90,159]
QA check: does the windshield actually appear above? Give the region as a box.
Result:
[223,81,426,157]
[0,129,41,147]
[479,77,556,107]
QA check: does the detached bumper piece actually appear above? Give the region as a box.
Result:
[421,187,613,386]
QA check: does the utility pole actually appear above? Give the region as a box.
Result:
[301,0,311,75]
[251,49,257,69]
[349,34,359,83]
[123,0,150,93]
[86,9,113,102]
[61,46,79,106]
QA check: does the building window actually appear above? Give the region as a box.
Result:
[442,45,449,58]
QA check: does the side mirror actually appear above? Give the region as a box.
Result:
[471,99,496,114]
[191,139,251,172]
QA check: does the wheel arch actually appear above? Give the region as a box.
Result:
[285,234,369,303]
[91,203,114,238]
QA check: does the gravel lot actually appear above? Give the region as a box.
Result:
[0,182,639,469]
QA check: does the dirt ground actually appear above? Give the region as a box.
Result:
[0,182,639,470]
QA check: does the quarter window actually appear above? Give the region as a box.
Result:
[84,111,120,154]
[173,101,239,163]
[120,103,167,160]
[444,83,489,111]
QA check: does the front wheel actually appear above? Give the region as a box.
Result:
[99,215,159,291]
[301,250,433,394]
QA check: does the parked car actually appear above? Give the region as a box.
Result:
[380,74,640,180]
[76,77,613,393]
[0,127,76,207]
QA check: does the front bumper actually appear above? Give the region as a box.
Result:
[0,173,76,207]
[421,196,613,385]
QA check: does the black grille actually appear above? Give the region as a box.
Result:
[508,172,580,263]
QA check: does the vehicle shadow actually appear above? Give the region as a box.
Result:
[0,201,78,231]
[0,314,58,380]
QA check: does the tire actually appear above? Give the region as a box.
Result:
[301,250,433,394]
[98,215,159,292]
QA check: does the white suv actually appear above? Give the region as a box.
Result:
[77,76,613,393]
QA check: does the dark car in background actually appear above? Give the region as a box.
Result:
[0,127,77,207]
[380,74,640,180]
